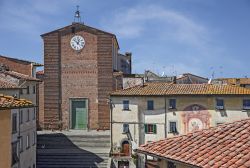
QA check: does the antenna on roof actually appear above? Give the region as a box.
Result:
[74,5,83,24]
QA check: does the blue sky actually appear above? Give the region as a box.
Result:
[0,0,249,78]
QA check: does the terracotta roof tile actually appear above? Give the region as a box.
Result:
[1,71,40,81]
[111,83,250,96]
[0,79,19,89]
[0,94,33,109]
[137,119,250,168]
[36,70,44,75]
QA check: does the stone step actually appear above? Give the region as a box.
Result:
[37,131,110,168]
[37,148,110,154]
[37,163,108,168]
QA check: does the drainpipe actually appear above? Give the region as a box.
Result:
[164,96,167,138]
[109,98,113,154]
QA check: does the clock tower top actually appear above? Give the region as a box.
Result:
[74,5,83,24]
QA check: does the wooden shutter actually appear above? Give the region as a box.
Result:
[144,124,148,133]
[153,124,157,134]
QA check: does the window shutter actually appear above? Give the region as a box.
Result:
[144,124,148,133]
[153,124,157,134]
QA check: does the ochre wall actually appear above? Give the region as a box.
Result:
[0,109,11,168]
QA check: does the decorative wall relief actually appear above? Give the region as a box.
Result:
[182,104,211,133]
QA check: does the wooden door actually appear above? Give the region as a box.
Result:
[122,143,130,156]
[71,99,87,129]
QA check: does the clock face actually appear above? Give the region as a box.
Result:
[70,35,85,51]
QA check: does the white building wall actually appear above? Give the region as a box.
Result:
[19,107,36,168]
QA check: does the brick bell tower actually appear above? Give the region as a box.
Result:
[41,6,120,130]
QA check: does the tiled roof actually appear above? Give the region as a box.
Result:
[36,70,44,75]
[112,82,171,96]
[0,79,19,89]
[0,94,33,109]
[111,83,250,96]
[137,119,250,168]
[1,71,40,81]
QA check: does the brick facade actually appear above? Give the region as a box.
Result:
[42,23,119,130]
[0,55,42,77]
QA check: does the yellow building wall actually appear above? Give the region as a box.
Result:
[112,95,250,147]
[0,109,11,168]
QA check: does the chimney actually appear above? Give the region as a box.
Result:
[125,52,132,74]
[236,78,241,86]
[173,76,177,84]
[0,64,9,72]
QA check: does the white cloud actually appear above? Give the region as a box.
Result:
[101,5,210,48]
[0,0,68,35]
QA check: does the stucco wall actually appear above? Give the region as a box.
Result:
[111,95,250,150]
[19,107,36,168]
[0,109,11,168]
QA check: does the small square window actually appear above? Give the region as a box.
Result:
[123,123,129,133]
[20,88,23,95]
[33,131,36,145]
[20,110,23,124]
[26,134,30,149]
[12,113,17,133]
[169,121,178,133]
[169,99,176,109]
[147,100,154,110]
[33,86,36,94]
[168,161,176,168]
[27,86,30,94]
[144,124,157,134]
[12,142,19,165]
[243,99,250,110]
[20,136,23,152]
[33,110,36,120]
[123,100,129,110]
[216,99,224,110]
[27,109,30,122]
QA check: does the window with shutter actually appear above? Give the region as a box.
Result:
[144,124,157,134]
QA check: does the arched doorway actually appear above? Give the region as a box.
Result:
[121,140,130,156]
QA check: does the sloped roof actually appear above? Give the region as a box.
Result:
[111,83,250,96]
[112,82,171,96]
[0,55,43,66]
[137,119,250,168]
[0,94,33,109]
[0,79,19,89]
[1,71,40,82]
[36,70,44,75]
[177,73,208,80]
[41,22,119,49]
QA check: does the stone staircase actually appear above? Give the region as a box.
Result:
[37,130,111,168]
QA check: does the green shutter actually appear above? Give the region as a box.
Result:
[144,124,148,133]
[153,124,157,134]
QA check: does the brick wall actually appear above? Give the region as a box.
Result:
[0,56,32,76]
[36,73,44,129]
[43,32,61,129]
[42,23,118,130]
[60,30,99,129]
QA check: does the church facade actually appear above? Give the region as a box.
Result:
[41,22,130,130]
